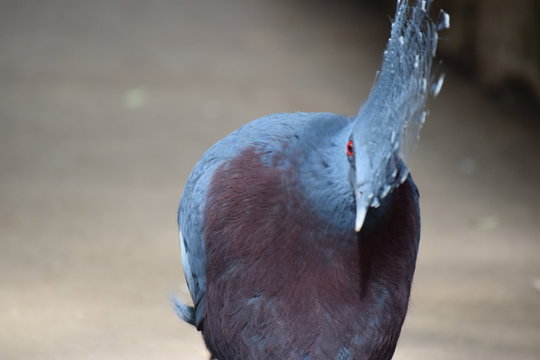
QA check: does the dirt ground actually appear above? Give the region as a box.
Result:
[1,1,539,359]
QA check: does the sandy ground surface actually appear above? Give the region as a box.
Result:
[1,0,539,359]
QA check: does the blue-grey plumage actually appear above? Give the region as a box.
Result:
[351,0,448,229]
[175,0,449,358]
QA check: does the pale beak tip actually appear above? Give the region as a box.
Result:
[355,206,367,232]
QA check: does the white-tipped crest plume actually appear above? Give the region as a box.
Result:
[352,0,449,222]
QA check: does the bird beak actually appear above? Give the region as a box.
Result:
[354,189,369,232]
[355,205,367,232]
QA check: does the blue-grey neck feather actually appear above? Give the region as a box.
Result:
[298,116,355,232]
[353,0,448,206]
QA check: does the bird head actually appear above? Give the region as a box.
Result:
[348,0,449,231]
[346,114,412,232]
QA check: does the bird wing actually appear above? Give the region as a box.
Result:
[175,156,222,328]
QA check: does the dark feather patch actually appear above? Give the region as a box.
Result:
[200,148,420,359]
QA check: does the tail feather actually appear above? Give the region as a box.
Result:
[171,296,196,327]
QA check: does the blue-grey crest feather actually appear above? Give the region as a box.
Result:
[353,0,449,207]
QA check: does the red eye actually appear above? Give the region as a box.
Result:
[346,140,354,157]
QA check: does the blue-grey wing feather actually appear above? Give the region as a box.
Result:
[177,152,222,328]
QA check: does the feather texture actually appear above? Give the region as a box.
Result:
[175,1,449,358]
[353,0,448,208]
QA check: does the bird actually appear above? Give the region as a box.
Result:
[174,0,449,359]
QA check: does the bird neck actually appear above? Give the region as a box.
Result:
[296,122,356,232]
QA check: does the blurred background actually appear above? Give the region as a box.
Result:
[0,0,538,359]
